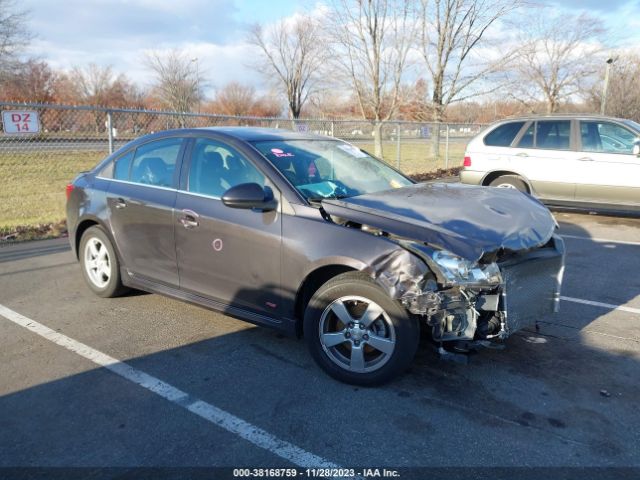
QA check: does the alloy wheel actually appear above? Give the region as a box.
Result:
[318,295,396,373]
[84,237,111,288]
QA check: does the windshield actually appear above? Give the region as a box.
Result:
[252,139,413,201]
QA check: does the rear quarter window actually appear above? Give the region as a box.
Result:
[96,150,133,179]
[113,150,134,180]
[483,122,525,147]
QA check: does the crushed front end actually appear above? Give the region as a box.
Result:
[371,235,565,349]
[321,182,566,352]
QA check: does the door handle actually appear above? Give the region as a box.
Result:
[114,198,127,209]
[516,152,529,157]
[577,157,594,162]
[179,209,199,229]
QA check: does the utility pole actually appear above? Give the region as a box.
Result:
[601,57,616,116]
[191,57,200,113]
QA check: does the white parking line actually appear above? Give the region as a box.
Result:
[561,296,640,315]
[0,303,338,468]
[562,234,640,246]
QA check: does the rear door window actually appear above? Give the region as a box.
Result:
[483,122,525,146]
[129,137,184,187]
[517,123,535,148]
[535,120,571,150]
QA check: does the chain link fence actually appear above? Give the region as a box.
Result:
[0,102,486,240]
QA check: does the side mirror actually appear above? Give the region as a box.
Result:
[633,139,640,156]
[221,183,277,211]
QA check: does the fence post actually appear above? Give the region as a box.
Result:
[330,121,335,138]
[107,110,114,154]
[445,124,449,170]
[396,123,401,169]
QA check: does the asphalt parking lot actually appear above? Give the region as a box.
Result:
[1,211,639,475]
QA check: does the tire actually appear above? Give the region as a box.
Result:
[79,225,128,298]
[304,272,419,386]
[489,175,528,192]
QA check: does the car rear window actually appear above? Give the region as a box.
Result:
[483,122,525,147]
[536,120,571,150]
[516,120,572,150]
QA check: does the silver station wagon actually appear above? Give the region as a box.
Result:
[460,115,640,212]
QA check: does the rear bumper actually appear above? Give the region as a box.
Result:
[460,170,484,185]
[499,235,565,334]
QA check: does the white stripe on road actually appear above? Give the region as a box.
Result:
[0,303,338,469]
[561,296,640,315]
[562,234,640,246]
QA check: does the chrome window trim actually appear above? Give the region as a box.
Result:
[177,185,287,214]
[178,189,222,201]
[95,177,281,202]
[95,176,178,192]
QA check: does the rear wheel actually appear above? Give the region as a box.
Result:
[489,175,528,192]
[79,226,128,298]
[304,272,419,386]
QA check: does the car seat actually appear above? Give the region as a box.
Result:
[582,124,602,152]
[224,154,263,187]
[134,157,168,186]
[195,151,226,196]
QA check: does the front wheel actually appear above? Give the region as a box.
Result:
[304,272,419,386]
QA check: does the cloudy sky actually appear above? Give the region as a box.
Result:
[20,0,640,96]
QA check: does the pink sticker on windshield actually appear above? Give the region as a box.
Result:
[271,147,294,158]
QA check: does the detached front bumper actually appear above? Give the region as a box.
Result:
[499,234,565,334]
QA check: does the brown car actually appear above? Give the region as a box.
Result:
[67,127,564,385]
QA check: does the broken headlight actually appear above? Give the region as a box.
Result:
[431,250,502,286]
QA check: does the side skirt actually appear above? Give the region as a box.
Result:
[121,269,297,336]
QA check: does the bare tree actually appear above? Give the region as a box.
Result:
[0,0,31,77]
[0,59,57,102]
[249,15,325,119]
[212,82,257,116]
[206,82,284,117]
[327,0,416,158]
[70,63,140,131]
[417,0,521,156]
[145,49,202,116]
[510,10,605,114]
[70,64,130,105]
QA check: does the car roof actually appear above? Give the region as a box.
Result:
[500,113,631,123]
[201,126,330,141]
[147,126,329,142]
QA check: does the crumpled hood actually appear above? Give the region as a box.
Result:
[322,182,557,262]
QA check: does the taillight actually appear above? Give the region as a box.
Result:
[463,156,471,167]
[65,184,75,200]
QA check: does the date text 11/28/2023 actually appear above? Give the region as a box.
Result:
[232,468,400,478]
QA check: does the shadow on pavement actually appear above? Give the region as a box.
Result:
[0,215,639,469]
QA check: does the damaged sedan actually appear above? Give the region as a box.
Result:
[66,127,564,385]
